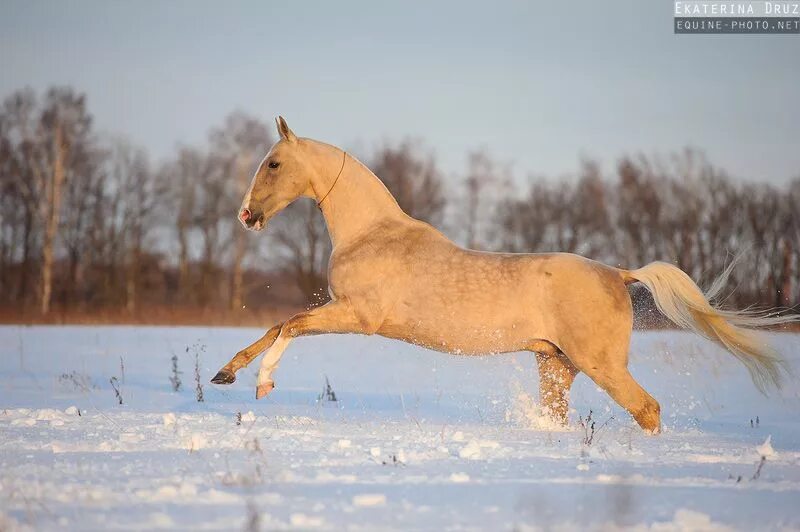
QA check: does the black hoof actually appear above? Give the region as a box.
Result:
[210,369,236,385]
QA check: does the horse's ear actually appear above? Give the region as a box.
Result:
[276,116,297,143]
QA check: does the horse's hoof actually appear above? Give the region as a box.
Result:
[210,369,236,385]
[255,382,274,400]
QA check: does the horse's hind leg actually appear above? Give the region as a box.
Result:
[211,323,282,384]
[530,340,579,424]
[581,362,661,433]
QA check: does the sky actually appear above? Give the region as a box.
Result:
[1,0,798,184]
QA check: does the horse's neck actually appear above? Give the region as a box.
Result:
[309,144,407,248]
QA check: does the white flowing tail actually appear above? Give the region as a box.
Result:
[621,261,797,392]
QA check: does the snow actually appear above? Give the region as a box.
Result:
[0,325,799,530]
[756,435,777,459]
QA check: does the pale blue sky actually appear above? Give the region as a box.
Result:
[2,0,798,183]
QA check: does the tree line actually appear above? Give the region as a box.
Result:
[1,86,797,323]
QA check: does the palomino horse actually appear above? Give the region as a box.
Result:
[212,117,796,433]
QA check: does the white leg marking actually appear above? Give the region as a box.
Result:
[257,333,291,387]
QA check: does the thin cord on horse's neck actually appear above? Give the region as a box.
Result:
[317,150,347,207]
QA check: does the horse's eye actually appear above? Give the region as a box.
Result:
[268,161,280,169]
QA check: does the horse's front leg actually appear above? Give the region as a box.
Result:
[211,323,283,384]
[256,299,366,399]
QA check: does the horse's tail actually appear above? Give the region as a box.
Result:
[619,260,797,393]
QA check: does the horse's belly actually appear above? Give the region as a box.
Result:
[378,318,538,354]
[378,284,549,355]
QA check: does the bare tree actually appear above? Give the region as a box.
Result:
[104,139,159,312]
[1,89,43,307]
[494,160,611,260]
[209,112,271,310]
[459,149,511,249]
[559,161,615,259]
[0,88,93,314]
[495,179,550,253]
[615,155,664,266]
[0,112,18,301]
[788,178,800,306]
[370,140,446,226]
[163,147,202,304]
[269,200,331,304]
[60,131,104,307]
[40,89,93,314]
[194,154,229,306]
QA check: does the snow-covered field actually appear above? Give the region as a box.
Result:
[0,326,799,531]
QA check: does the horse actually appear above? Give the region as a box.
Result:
[211,117,796,433]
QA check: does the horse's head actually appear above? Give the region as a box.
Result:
[239,116,317,231]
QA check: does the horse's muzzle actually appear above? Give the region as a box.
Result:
[239,209,266,231]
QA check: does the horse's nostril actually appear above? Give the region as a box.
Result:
[240,209,251,223]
